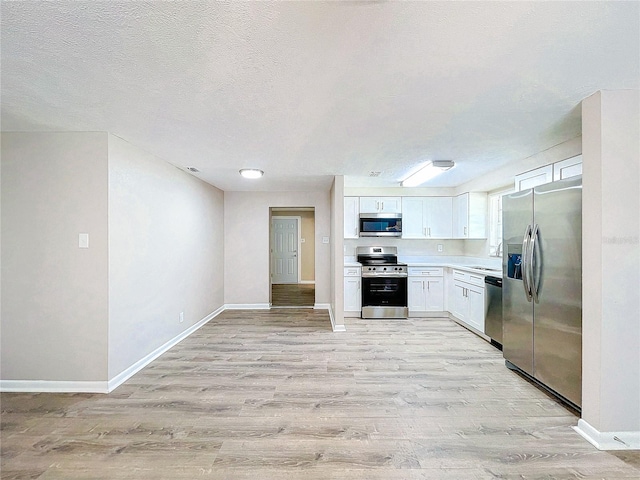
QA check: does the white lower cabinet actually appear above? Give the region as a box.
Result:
[344,267,361,315]
[450,269,486,333]
[408,267,444,315]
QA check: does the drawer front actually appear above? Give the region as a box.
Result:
[452,269,469,283]
[408,267,443,277]
[452,269,485,287]
[467,273,485,287]
[344,267,361,277]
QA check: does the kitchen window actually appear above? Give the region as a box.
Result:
[489,188,512,257]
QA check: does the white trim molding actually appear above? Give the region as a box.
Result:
[225,303,271,310]
[315,303,346,332]
[0,380,109,393]
[0,303,343,393]
[107,305,225,392]
[574,419,640,450]
[0,305,226,394]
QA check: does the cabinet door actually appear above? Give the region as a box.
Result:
[425,197,453,238]
[453,193,469,238]
[359,197,380,213]
[451,282,468,321]
[344,277,361,312]
[553,155,582,181]
[425,278,444,311]
[344,197,359,238]
[408,278,426,311]
[378,197,401,213]
[467,285,485,332]
[360,197,401,213]
[515,165,553,192]
[401,198,427,238]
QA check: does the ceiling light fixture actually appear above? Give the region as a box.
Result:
[239,169,264,179]
[401,160,455,187]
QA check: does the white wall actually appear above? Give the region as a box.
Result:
[224,190,331,306]
[581,90,640,436]
[1,132,109,382]
[107,135,225,379]
[331,176,345,329]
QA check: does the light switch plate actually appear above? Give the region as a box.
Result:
[437,244,443,252]
[322,236,329,244]
[79,233,89,248]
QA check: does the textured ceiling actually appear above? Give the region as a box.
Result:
[1,1,639,191]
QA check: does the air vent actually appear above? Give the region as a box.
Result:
[184,166,200,173]
[369,171,381,177]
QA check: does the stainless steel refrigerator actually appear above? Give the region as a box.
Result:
[502,176,582,408]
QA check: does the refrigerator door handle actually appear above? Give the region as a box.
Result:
[530,223,540,303]
[522,225,533,302]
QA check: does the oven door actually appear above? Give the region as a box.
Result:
[361,276,407,307]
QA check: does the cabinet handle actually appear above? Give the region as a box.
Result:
[464,226,467,236]
[423,227,427,236]
[427,281,430,292]
[381,201,384,210]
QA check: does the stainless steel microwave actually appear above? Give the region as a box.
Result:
[359,213,402,237]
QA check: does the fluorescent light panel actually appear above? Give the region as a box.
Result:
[239,168,264,179]
[401,160,455,187]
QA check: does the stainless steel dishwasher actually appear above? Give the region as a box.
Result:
[484,275,503,349]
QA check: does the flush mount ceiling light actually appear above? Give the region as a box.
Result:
[239,169,264,179]
[401,160,455,187]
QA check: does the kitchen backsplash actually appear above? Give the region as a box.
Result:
[343,237,490,258]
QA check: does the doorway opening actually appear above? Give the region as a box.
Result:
[270,208,315,307]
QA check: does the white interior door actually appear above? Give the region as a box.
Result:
[271,217,299,284]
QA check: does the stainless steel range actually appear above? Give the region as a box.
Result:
[356,246,408,319]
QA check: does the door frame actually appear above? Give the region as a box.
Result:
[270,215,302,284]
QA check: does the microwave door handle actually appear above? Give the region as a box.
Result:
[522,225,532,302]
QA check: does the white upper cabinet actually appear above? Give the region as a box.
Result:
[453,193,487,239]
[553,155,582,181]
[344,196,359,239]
[359,197,401,213]
[401,197,453,239]
[515,156,582,192]
[514,165,553,192]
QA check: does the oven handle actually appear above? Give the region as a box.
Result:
[361,273,408,278]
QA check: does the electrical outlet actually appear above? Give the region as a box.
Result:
[437,244,443,252]
[179,312,184,323]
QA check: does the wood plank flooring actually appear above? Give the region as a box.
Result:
[2,310,639,479]
[271,283,315,307]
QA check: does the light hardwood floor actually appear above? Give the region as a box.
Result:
[2,310,639,479]
[271,283,315,307]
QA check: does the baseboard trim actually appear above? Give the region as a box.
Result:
[314,303,346,332]
[0,380,109,393]
[224,303,271,310]
[107,305,225,392]
[573,419,640,450]
[0,306,226,394]
[1,302,344,393]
